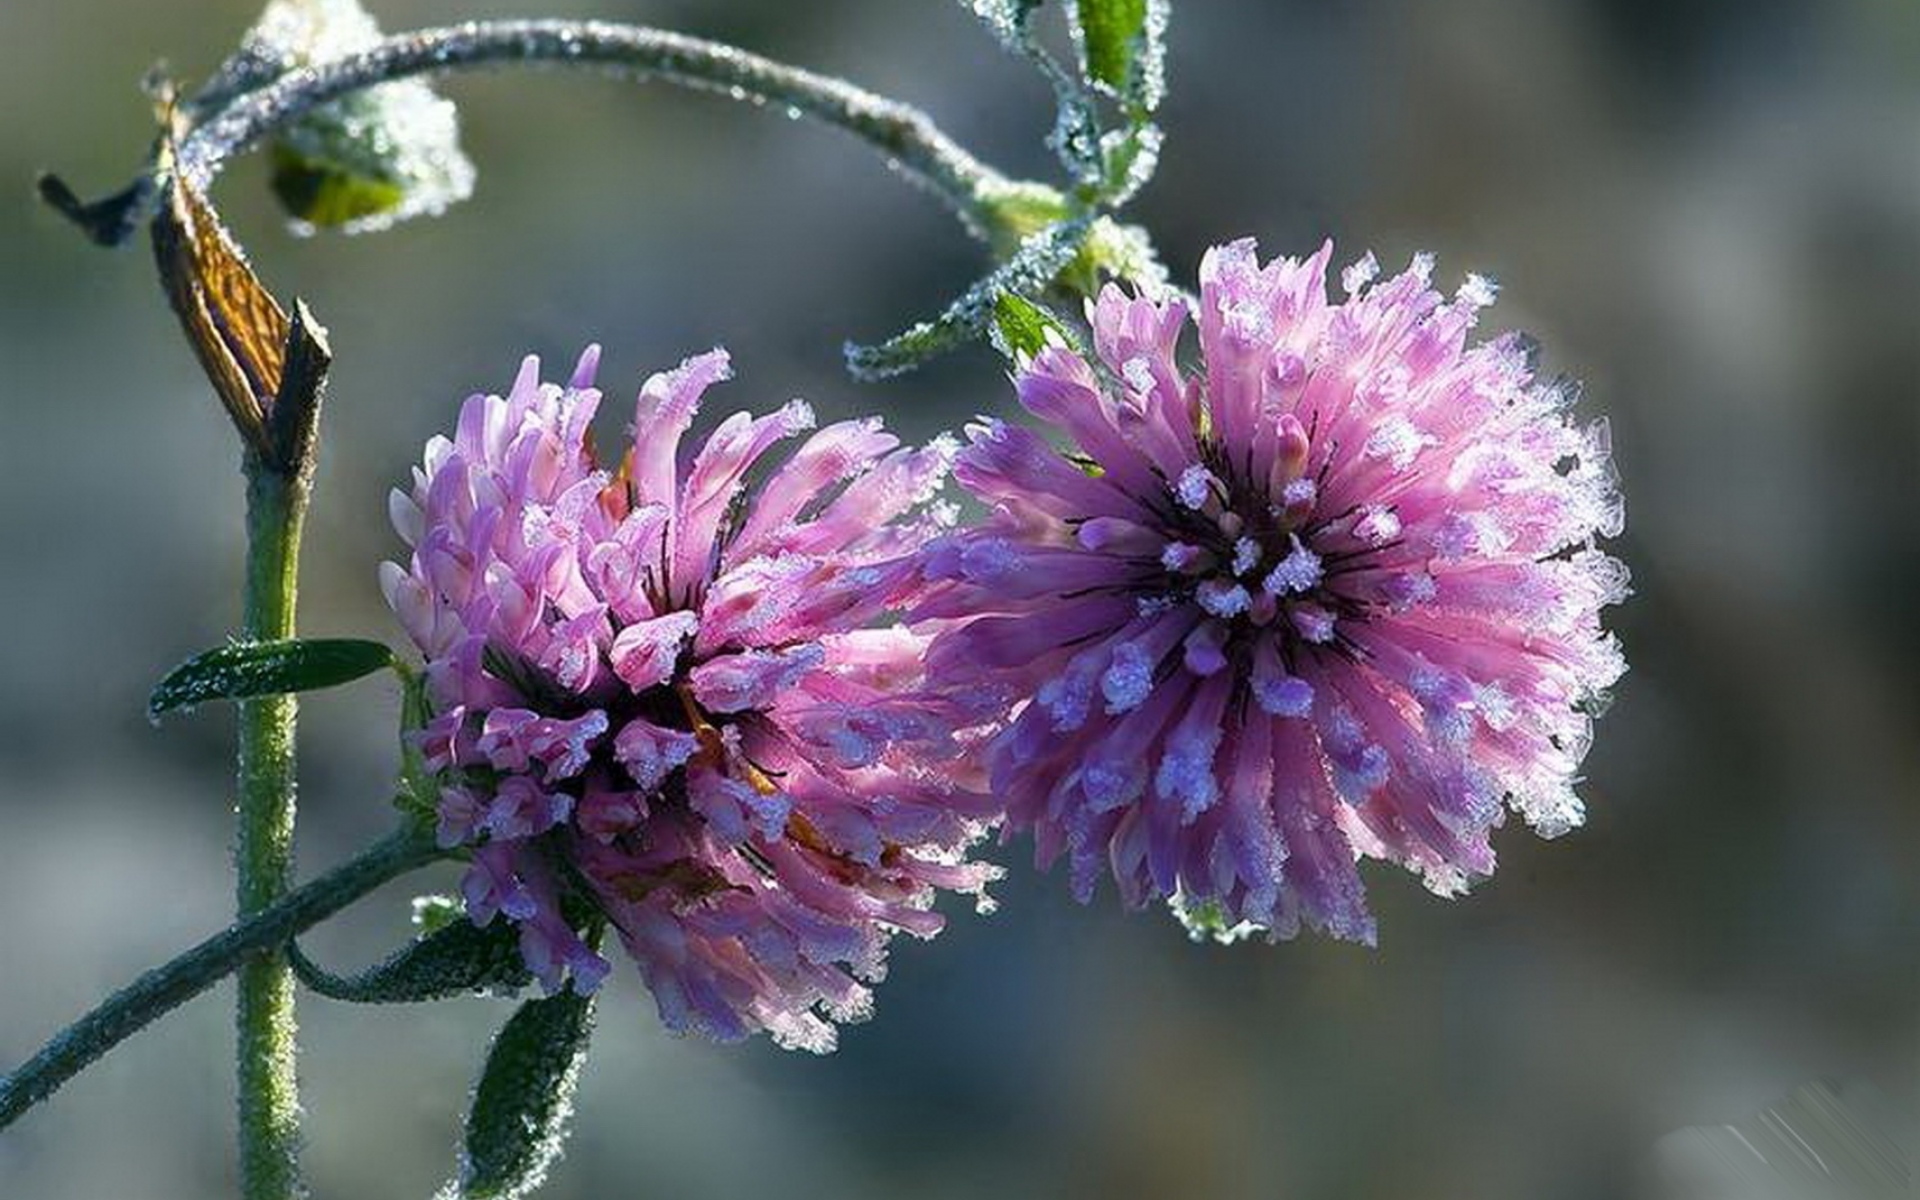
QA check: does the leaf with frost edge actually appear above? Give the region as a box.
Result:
[148,638,396,719]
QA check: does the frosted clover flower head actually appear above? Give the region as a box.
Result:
[383,348,999,1051]
[918,239,1626,943]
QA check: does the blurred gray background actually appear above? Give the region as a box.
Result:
[1,1,1916,1197]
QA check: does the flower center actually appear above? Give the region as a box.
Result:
[1149,456,1358,650]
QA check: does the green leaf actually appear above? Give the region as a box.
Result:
[1097,123,1164,207]
[412,893,466,935]
[269,143,407,229]
[149,638,396,719]
[845,215,1094,379]
[290,914,532,1004]
[990,292,1068,360]
[975,178,1072,252]
[1072,0,1169,112]
[1075,0,1147,91]
[1058,215,1170,297]
[394,662,442,821]
[207,0,476,234]
[456,990,596,1200]
[1169,892,1262,945]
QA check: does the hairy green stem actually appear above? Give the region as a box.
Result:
[178,20,1013,233]
[235,458,308,1200]
[0,826,444,1133]
[53,19,1028,248]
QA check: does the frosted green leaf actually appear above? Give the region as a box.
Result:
[148,638,395,719]
[1068,0,1170,113]
[1073,0,1146,92]
[990,292,1070,360]
[1062,215,1169,296]
[975,178,1072,250]
[394,663,441,821]
[412,894,465,935]
[290,914,532,1003]
[1098,123,1163,207]
[1170,893,1263,945]
[451,991,595,1200]
[845,215,1093,379]
[216,0,476,234]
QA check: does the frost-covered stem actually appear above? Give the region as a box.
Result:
[174,19,1017,239]
[234,456,310,1200]
[0,826,443,1133]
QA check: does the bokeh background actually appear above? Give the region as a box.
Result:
[2,1,1915,1197]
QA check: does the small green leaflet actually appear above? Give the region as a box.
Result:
[845,215,1093,379]
[269,143,408,231]
[394,663,443,820]
[990,292,1069,359]
[455,990,596,1199]
[1073,0,1168,112]
[290,916,532,1004]
[1076,0,1147,91]
[148,638,396,719]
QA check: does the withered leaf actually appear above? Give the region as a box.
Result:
[151,160,290,455]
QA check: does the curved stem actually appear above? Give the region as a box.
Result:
[174,19,1013,238]
[234,457,308,1200]
[0,826,445,1133]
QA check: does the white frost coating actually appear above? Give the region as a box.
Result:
[1514,783,1587,839]
[1100,642,1155,714]
[1175,465,1219,511]
[1196,579,1251,618]
[1261,535,1322,595]
[1154,727,1222,820]
[1473,682,1517,732]
[1036,667,1094,732]
[1221,300,1272,342]
[1289,604,1336,644]
[1383,570,1437,611]
[1330,743,1390,803]
[1363,416,1434,471]
[1253,673,1314,718]
[1231,536,1262,577]
[1121,356,1156,394]
[1430,510,1510,559]
[1349,506,1401,546]
[1341,251,1380,296]
[1457,273,1500,309]
[1160,541,1205,573]
[958,536,1019,583]
[1420,862,1471,899]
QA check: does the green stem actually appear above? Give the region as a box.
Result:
[235,457,308,1200]
[0,826,444,1132]
[176,20,1015,235]
[51,19,1034,249]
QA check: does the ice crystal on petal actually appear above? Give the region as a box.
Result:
[1341,251,1380,296]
